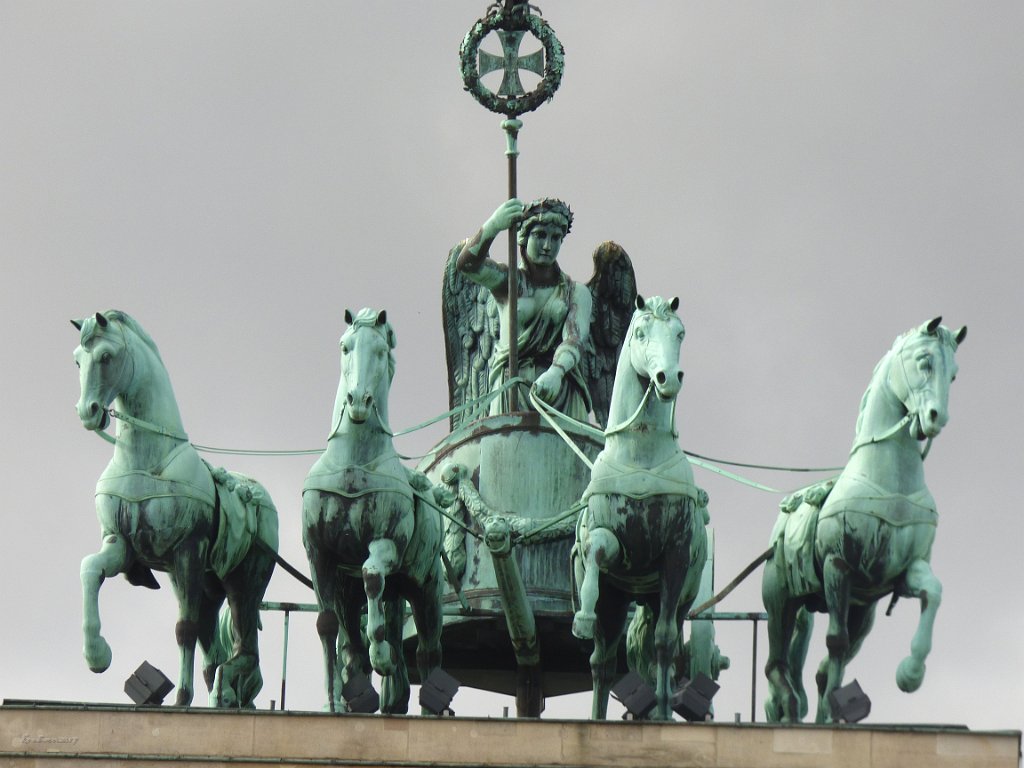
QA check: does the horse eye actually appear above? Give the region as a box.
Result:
[635,330,645,340]
[100,352,112,364]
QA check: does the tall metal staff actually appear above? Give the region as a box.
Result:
[460,1,564,412]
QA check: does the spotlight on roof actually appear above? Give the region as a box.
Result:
[342,672,380,714]
[611,671,657,721]
[124,661,174,706]
[419,669,459,716]
[670,673,720,722]
[829,679,871,724]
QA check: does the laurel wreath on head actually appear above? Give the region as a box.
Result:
[460,8,565,117]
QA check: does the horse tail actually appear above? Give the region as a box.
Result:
[625,603,656,685]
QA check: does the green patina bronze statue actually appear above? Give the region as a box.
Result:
[72,310,279,708]
[302,309,447,715]
[443,198,636,428]
[762,317,967,723]
[571,296,710,721]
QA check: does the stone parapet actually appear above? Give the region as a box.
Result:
[1,702,1019,768]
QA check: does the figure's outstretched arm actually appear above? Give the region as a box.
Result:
[457,199,524,292]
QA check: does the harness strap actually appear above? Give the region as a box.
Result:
[108,408,189,442]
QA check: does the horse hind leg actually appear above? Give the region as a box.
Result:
[896,559,941,693]
[212,547,275,708]
[363,539,400,676]
[573,526,621,640]
[80,534,129,673]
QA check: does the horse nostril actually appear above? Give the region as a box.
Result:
[656,371,667,385]
[928,408,939,423]
[346,393,355,406]
[89,402,100,416]
[677,371,684,383]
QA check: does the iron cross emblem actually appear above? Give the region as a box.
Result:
[477,30,545,98]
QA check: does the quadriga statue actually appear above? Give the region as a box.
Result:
[762,317,966,723]
[72,310,279,708]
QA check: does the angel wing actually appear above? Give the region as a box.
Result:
[442,241,501,430]
[583,241,637,428]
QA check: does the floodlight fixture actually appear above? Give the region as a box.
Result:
[670,673,720,722]
[342,672,380,714]
[611,671,657,721]
[419,668,459,716]
[124,661,174,706]
[829,679,871,723]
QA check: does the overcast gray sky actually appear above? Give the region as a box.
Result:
[1,1,1021,730]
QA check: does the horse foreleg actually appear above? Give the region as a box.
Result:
[652,552,694,721]
[406,568,444,716]
[591,589,629,720]
[816,553,852,723]
[380,591,410,714]
[169,544,207,707]
[896,559,942,693]
[573,527,621,640]
[80,534,128,673]
[761,559,803,723]
[363,539,399,676]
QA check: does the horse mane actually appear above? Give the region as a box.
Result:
[79,309,164,364]
[105,310,165,363]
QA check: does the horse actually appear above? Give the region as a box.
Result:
[302,308,446,714]
[571,295,708,720]
[72,310,279,708]
[762,317,967,723]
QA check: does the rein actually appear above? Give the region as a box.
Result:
[108,408,189,442]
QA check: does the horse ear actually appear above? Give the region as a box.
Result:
[925,316,942,334]
[635,294,646,310]
[955,325,967,346]
[70,318,84,331]
[344,309,354,325]
[95,312,108,328]
[670,296,680,311]
[376,309,387,326]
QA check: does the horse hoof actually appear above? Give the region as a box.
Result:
[572,612,596,640]
[175,688,194,707]
[84,637,112,673]
[896,657,925,692]
[370,641,396,676]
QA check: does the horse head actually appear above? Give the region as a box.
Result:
[886,316,967,440]
[339,308,396,425]
[626,295,685,402]
[72,310,133,432]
